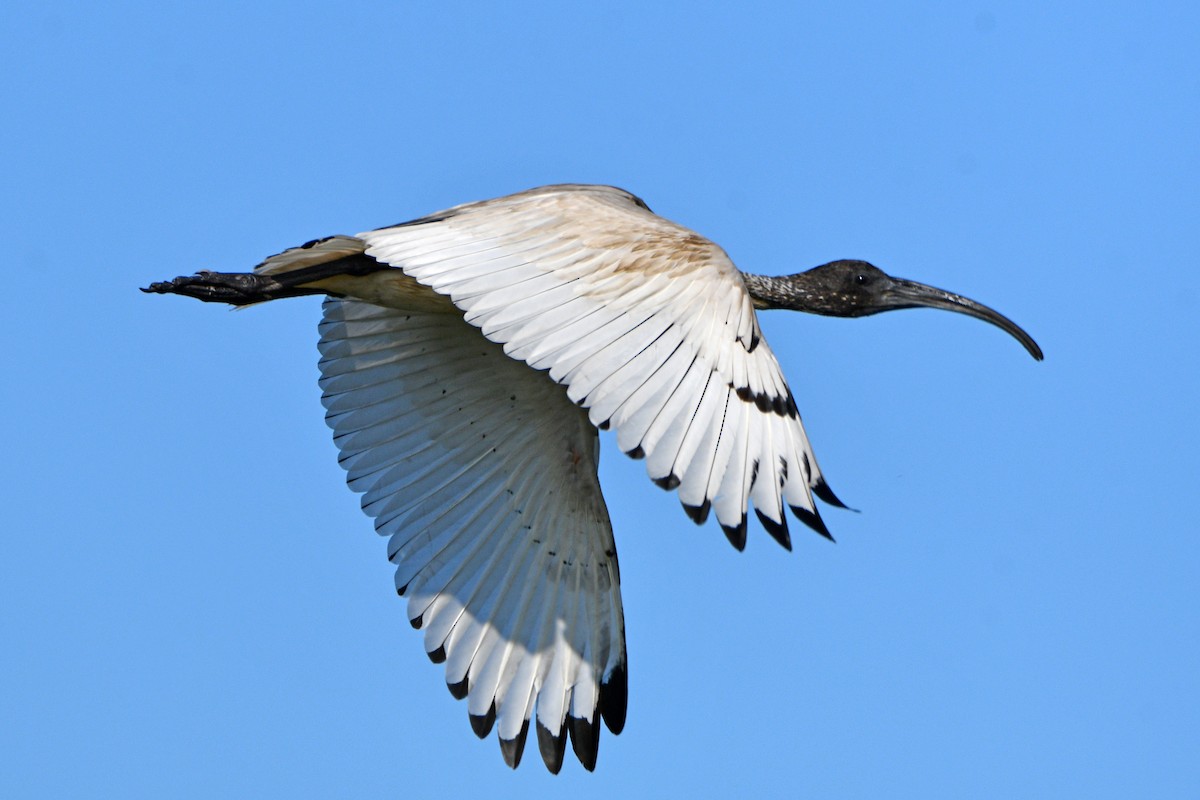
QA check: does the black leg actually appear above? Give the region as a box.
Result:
[140,271,322,305]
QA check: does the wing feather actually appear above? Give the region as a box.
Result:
[318,297,626,771]
[360,184,835,548]
[239,183,836,770]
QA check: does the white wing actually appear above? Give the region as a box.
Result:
[362,184,841,551]
[319,297,626,772]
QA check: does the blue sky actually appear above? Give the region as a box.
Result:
[3,1,1197,796]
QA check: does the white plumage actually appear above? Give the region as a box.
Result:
[255,185,833,771]
[318,298,624,771]
[148,183,1040,772]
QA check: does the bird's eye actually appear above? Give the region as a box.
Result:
[855,273,869,285]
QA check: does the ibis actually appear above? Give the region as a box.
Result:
[144,184,1042,773]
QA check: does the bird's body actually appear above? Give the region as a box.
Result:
[144,184,1041,773]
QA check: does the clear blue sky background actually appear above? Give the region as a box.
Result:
[3,2,1196,797]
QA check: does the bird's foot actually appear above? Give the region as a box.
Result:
[141,271,286,306]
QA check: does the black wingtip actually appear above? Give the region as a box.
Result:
[755,508,792,551]
[721,517,748,551]
[499,719,530,769]
[470,702,497,739]
[568,715,600,772]
[427,644,446,664]
[682,499,711,525]
[790,504,835,542]
[600,662,628,735]
[813,477,855,511]
[409,613,423,629]
[625,444,645,460]
[536,720,568,774]
[447,676,469,700]
[653,473,681,491]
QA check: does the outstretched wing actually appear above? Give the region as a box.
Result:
[362,184,840,550]
[319,297,627,772]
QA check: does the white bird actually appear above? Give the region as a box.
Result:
[144,184,1041,772]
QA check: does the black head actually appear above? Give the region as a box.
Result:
[799,260,900,318]
[796,259,1043,360]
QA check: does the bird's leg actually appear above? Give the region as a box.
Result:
[142,253,391,306]
[141,271,324,306]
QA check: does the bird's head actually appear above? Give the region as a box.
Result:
[754,259,1044,360]
[795,260,902,318]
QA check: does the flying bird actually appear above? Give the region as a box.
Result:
[144,184,1042,773]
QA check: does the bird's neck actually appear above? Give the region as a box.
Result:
[742,272,829,314]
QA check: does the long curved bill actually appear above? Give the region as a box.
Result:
[885,278,1044,361]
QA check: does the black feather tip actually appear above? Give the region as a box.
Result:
[653,473,681,490]
[601,661,628,735]
[721,517,748,551]
[755,508,792,550]
[813,476,854,510]
[470,702,496,739]
[499,719,530,769]
[682,499,711,525]
[536,720,568,775]
[568,714,600,772]
[790,504,835,541]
